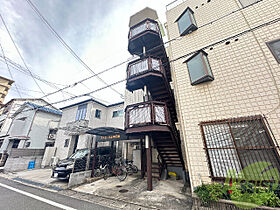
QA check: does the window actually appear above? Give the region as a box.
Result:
[75,104,87,121]
[200,116,280,180]
[12,140,20,148]
[95,109,101,119]
[25,142,31,148]
[112,110,124,118]
[185,50,214,85]
[238,0,258,7]
[176,7,197,36]
[64,139,70,147]
[267,39,280,64]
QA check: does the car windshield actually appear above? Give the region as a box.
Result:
[68,149,88,159]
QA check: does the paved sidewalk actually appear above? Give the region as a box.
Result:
[0,168,193,209]
[0,168,68,190]
[74,175,193,210]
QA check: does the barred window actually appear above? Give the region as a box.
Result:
[200,116,280,181]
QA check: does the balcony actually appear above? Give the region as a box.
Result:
[64,119,89,135]
[126,57,166,91]
[128,18,163,56]
[125,101,171,134]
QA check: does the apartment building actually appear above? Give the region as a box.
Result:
[0,75,14,105]
[0,98,61,154]
[54,99,124,160]
[165,0,280,191]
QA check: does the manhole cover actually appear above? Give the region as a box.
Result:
[116,185,122,188]
[119,189,129,193]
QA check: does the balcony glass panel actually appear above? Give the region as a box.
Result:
[129,106,151,125]
[149,22,158,32]
[130,21,159,38]
[151,58,160,71]
[131,24,147,37]
[129,59,148,77]
[155,105,166,123]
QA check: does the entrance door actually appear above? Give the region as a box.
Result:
[73,135,79,153]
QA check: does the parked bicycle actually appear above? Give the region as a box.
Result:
[94,157,127,181]
[122,159,138,175]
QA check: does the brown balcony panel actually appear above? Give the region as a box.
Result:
[126,57,165,92]
[128,19,163,56]
[125,101,171,134]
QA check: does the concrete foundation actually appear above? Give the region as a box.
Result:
[68,170,92,188]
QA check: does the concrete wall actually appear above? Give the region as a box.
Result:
[68,170,92,188]
[4,156,43,172]
[166,0,280,190]
[41,147,56,168]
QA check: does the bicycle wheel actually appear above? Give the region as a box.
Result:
[117,168,127,181]
[131,165,138,173]
[94,169,101,177]
[103,167,110,180]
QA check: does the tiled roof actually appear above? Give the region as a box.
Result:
[25,102,62,115]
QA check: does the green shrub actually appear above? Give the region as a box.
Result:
[194,182,280,208]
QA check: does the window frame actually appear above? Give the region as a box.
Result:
[12,139,20,148]
[266,38,280,64]
[95,109,101,119]
[112,110,124,118]
[238,0,258,7]
[175,7,198,36]
[75,104,87,121]
[200,115,280,181]
[184,50,214,85]
[64,139,70,147]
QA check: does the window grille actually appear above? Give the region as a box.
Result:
[200,116,280,181]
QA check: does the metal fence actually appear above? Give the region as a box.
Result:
[200,115,280,182]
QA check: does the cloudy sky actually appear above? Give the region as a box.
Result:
[0,0,174,108]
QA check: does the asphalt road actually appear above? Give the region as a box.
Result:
[0,177,111,210]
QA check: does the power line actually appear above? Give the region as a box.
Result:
[3,0,264,102]
[0,42,22,98]
[0,56,66,87]
[15,15,280,115]
[0,13,48,100]
[25,0,124,98]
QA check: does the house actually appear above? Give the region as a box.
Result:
[0,98,61,154]
[54,99,124,160]
[0,75,14,105]
[164,0,280,191]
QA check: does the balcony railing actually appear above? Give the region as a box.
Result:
[129,19,160,39]
[127,57,164,79]
[125,101,170,129]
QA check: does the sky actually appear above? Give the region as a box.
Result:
[0,0,175,108]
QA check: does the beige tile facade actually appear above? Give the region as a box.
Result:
[0,76,13,105]
[166,0,280,190]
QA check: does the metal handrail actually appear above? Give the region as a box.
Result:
[127,57,165,79]
[129,19,160,39]
[125,101,170,129]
